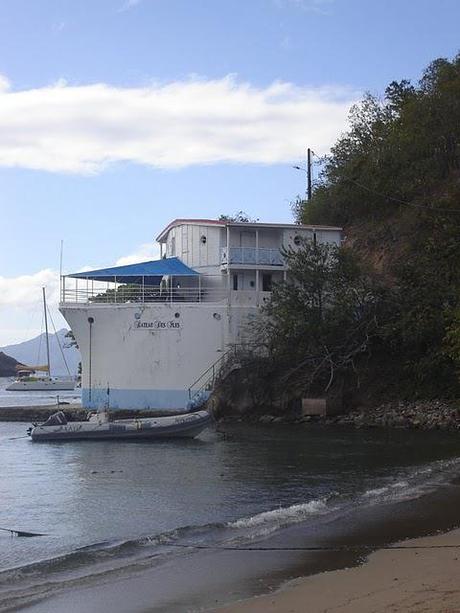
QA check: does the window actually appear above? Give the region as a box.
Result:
[262,274,272,292]
[233,274,238,290]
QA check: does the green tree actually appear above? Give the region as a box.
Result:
[218,211,258,222]
[259,240,384,394]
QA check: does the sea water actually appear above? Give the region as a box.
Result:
[1,421,460,611]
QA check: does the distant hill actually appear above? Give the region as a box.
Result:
[0,329,81,376]
[0,352,26,377]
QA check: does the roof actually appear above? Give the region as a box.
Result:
[67,257,199,285]
[156,218,226,241]
[156,218,342,241]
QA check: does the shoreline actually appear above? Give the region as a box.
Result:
[216,527,460,613]
[218,399,460,432]
[20,463,460,613]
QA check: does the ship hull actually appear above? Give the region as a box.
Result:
[60,301,254,411]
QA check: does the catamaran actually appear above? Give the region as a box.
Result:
[6,288,76,392]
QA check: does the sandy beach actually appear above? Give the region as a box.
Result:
[218,528,460,613]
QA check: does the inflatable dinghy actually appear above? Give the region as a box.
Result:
[28,410,211,442]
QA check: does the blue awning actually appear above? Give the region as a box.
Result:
[67,257,199,285]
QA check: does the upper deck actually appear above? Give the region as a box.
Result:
[156,218,342,274]
[60,218,342,307]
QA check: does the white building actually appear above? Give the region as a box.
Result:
[60,219,342,411]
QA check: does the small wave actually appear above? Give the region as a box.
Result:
[363,481,408,499]
[360,455,460,507]
[0,530,182,587]
[228,498,330,530]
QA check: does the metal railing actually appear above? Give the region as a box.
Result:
[221,247,284,266]
[188,346,241,402]
[61,285,229,305]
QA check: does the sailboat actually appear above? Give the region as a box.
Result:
[6,288,76,392]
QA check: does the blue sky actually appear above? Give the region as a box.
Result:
[0,0,459,344]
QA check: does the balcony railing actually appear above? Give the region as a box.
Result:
[221,247,284,266]
[61,285,229,305]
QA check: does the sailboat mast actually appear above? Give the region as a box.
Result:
[43,287,51,377]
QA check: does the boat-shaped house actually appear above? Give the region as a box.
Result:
[60,219,342,411]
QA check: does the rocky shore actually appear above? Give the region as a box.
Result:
[218,400,460,431]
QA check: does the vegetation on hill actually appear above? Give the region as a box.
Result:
[231,54,460,412]
[294,53,460,400]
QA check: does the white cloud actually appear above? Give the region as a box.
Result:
[0,269,59,306]
[115,243,160,266]
[274,0,334,14]
[0,270,62,345]
[0,74,358,174]
[118,0,142,12]
[52,21,66,33]
[0,75,10,92]
[0,242,161,344]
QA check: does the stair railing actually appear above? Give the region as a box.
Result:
[187,346,239,402]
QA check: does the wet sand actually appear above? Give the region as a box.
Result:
[218,528,460,613]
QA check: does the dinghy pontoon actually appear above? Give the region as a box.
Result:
[28,410,211,441]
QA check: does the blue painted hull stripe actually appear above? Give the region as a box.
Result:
[82,388,190,411]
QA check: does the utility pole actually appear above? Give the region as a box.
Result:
[307,147,312,201]
[292,147,313,201]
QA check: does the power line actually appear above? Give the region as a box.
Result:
[347,178,460,215]
[303,150,459,215]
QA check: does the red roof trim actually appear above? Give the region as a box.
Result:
[156,218,343,242]
[156,218,226,241]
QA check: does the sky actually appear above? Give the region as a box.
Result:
[0,0,459,345]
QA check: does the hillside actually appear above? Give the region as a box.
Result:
[294,54,460,401]
[0,352,26,377]
[0,329,81,376]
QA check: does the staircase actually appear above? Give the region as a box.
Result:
[187,348,241,410]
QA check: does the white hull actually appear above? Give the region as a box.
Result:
[30,410,211,441]
[60,301,255,411]
[6,380,75,391]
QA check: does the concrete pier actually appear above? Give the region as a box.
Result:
[0,404,195,422]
